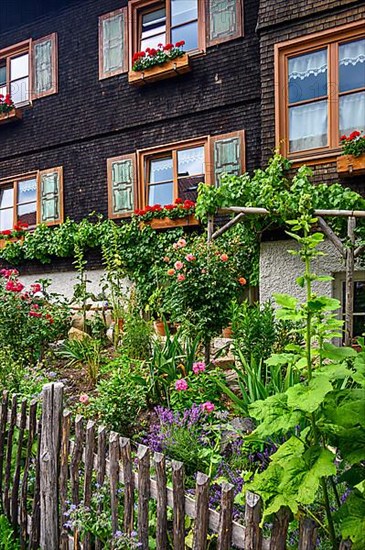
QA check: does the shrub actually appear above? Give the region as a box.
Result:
[0,270,70,365]
[58,338,104,385]
[90,357,147,434]
[122,313,152,361]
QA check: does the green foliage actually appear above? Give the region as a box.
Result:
[0,347,47,398]
[240,210,365,549]
[170,367,225,411]
[122,312,152,361]
[0,515,20,549]
[58,338,104,384]
[340,130,365,157]
[90,356,147,434]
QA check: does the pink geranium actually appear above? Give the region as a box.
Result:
[202,402,215,413]
[193,361,206,374]
[175,379,188,391]
[79,394,90,405]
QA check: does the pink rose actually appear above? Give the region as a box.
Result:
[193,361,206,374]
[177,273,186,282]
[174,261,184,270]
[220,254,228,262]
[163,256,170,262]
[175,379,188,391]
[79,394,90,405]
[177,238,187,248]
[202,402,215,413]
[185,254,196,262]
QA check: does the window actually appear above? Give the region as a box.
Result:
[0,167,63,229]
[142,141,206,207]
[340,278,365,338]
[275,22,365,160]
[0,35,58,105]
[129,0,205,59]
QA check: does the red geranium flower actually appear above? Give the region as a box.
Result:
[175,40,185,48]
[164,43,174,50]
[175,198,183,205]
[349,130,361,140]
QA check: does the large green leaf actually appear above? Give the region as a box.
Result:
[321,342,357,360]
[286,376,333,413]
[273,294,298,309]
[248,394,303,438]
[336,492,365,550]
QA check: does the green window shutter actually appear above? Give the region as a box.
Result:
[38,167,63,225]
[212,131,245,186]
[206,0,243,46]
[108,155,136,217]
[99,9,127,79]
[32,33,58,98]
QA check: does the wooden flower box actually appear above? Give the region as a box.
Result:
[128,54,191,87]
[0,237,24,249]
[0,108,22,126]
[149,214,199,230]
[337,154,365,177]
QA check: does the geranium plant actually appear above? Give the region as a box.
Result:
[132,41,185,72]
[340,130,365,157]
[0,94,15,114]
[134,197,195,221]
[0,222,28,241]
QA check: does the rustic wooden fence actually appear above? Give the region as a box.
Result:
[0,383,352,549]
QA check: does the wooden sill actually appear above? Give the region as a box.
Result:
[148,214,199,229]
[0,108,22,125]
[337,154,365,177]
[0,237,24,249]
[128,53,191,87]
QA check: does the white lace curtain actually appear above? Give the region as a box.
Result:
[340,92,365,136]
[288,49,327,81]
[339,39,365,68]
[289,100,328,152]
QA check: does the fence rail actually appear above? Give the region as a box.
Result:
[0,383,352,549]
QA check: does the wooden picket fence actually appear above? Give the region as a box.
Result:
[0,382,352,549]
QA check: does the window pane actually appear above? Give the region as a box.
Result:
[0,62,6,87]
[149,156,173,183]
[289,100,328,152]
[0,86,6,97]
[10,77,29,104]
[18,179,37,204]
[288,49,327,104]
[17,202,36,226]
[177,146,204,177]
[0,187,13,209]
[354,281,365,313]
[0,208,13,231]
[141,8,166,41]
[171,21,198,51]
[148,182,173,206]
[339,91,365,137]
[171,0,198,26]
[339,39,365,93]
[141,33,166,51]
[10,53,29,80]
[354,315,365,338]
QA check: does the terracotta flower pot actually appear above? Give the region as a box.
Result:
[222,325,233,338]
[154,320,166,337]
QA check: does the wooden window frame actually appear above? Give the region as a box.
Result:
[128,0,206,68]
[0,167,63,230]
[138,137,211,209]
[31,33,58,99]
[99,8,128,80]
[107,154,137,219]
[275,21,365,164]
[0,40,31,106]
[205,0,244,47]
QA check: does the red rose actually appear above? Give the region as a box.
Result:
[29,311,42,318]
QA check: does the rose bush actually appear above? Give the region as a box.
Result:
[0,270,70,364]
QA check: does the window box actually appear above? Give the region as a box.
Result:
[149,214,199,230]
[0,108,22,125]
[0,236,24,249]
[128,53,191,87]
[337,154,365,177]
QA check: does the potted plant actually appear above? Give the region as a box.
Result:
[0,94,22,125]
[337,130,365,176]
[128,41,191,86]
[0,222,28,249]
[147,287,168,336]
[134,198,199,229]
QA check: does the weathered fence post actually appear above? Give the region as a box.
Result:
[298,517,318,550]
[244,491,262,550]
[193,472,210,550]
[270,507,291,550]
[217,482,234,550]
[40,383,64,550]
[137,445,150,550]
[154,452,167,550]
[172,460,185,550]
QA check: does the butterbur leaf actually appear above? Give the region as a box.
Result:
[314,363,354,380]
[322,342,357,360]
[307,296,340,312]
[336,492,365,550]
[273,294,298,309]
[286,376,333,413]
[296,447,336,504]
[249,394,303,438]
[266,353,298,367]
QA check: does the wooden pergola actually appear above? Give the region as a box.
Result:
[207,207,365,346]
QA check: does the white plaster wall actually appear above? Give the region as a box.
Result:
[259,239,363,303]
[18,269,131,301]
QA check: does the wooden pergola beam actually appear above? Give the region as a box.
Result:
[219,207,365,218]
[317,217,345,259]
[211,213,246,241]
